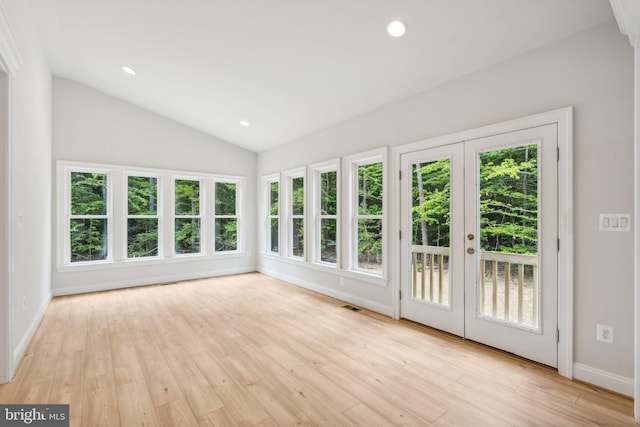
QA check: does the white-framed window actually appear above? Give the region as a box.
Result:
[345,150,385,275]
[264,174,279,254]
[126,174,160,259]
[174,177,202,255]
[284,169,305,259]
[66,168,111,263]
[311,160,339,266]
[214,179,241,252]
[57,160,246,270]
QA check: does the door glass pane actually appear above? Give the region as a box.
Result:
[411,159,451,306]
[478,144,539,329]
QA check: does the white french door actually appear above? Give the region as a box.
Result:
[400,124,558,367]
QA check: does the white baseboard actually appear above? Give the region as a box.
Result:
[259,266,393,317]
[52,266,257,296]
[13,292,51,368]
[573,363,634,397]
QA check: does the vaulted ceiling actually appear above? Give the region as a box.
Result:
[30,0,614,152]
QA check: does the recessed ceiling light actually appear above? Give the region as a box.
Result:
[387,20,407,38]
[239,120,250,127]
[122,66,137,75]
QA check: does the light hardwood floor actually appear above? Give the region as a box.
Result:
[0,272,635,426]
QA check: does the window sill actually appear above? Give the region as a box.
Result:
[261,252,388,287]
[56,251,248,273]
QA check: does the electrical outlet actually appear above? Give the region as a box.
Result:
[596,324,614,344]
[339,277,345,286]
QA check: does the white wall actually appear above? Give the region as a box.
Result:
[52,78,258,294]
[0,0,53,371]
[258,21,636,391]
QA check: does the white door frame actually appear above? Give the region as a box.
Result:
[391,107,573,378]
[0,4,22,384]
[0,54,9,385]
[609,1,640,420]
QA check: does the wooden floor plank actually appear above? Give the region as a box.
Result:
[116,380,160,427]
[162,345,224,417]
[0,272,635,426]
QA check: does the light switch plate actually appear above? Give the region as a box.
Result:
[599,214,631,232]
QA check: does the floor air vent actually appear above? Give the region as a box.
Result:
[343,305,361,312]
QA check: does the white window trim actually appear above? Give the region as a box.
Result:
[56,160,247,272]
[343,148,387,278]
[124,172,162,260]
[310,159,340,268]
[282,167,306,260]
[213,178,243,253]
[263,173,280,255]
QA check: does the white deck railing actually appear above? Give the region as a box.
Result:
[411,245,539,327]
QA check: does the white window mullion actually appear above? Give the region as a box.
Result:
[162,173,175,258]
[203,178,214,255]
[111,171,124,262]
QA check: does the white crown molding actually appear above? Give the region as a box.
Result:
[610,0,640,45]
[0,3,23,74]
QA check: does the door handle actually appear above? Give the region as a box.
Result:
[467,233,475,240]
[467,247,475,254]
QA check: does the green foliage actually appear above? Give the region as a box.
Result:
[320,218,337,263]
[270,182,279,215]
[357,163,383,267]
[479,145,538,254]
[320,171,337,215]
[411,159,451,247]
[214,183,238,252]
[215,218,237,251]
[71,172,106,215]
[320,171,338,262]
[292,177,304,215]
[70,172,240,260]
[128,218,158,258]
[291,218,304,257]
[70,172,108,262]
[127,176,159,258]
[411,144,539,255]
[175,218,201,254]
[358,163,383,215]
[358,219,382,268]
[175,179,200,215]
[175,179,201,254]
[128,176,157,215]
[70,219,107,262]
[215,182,236,215]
